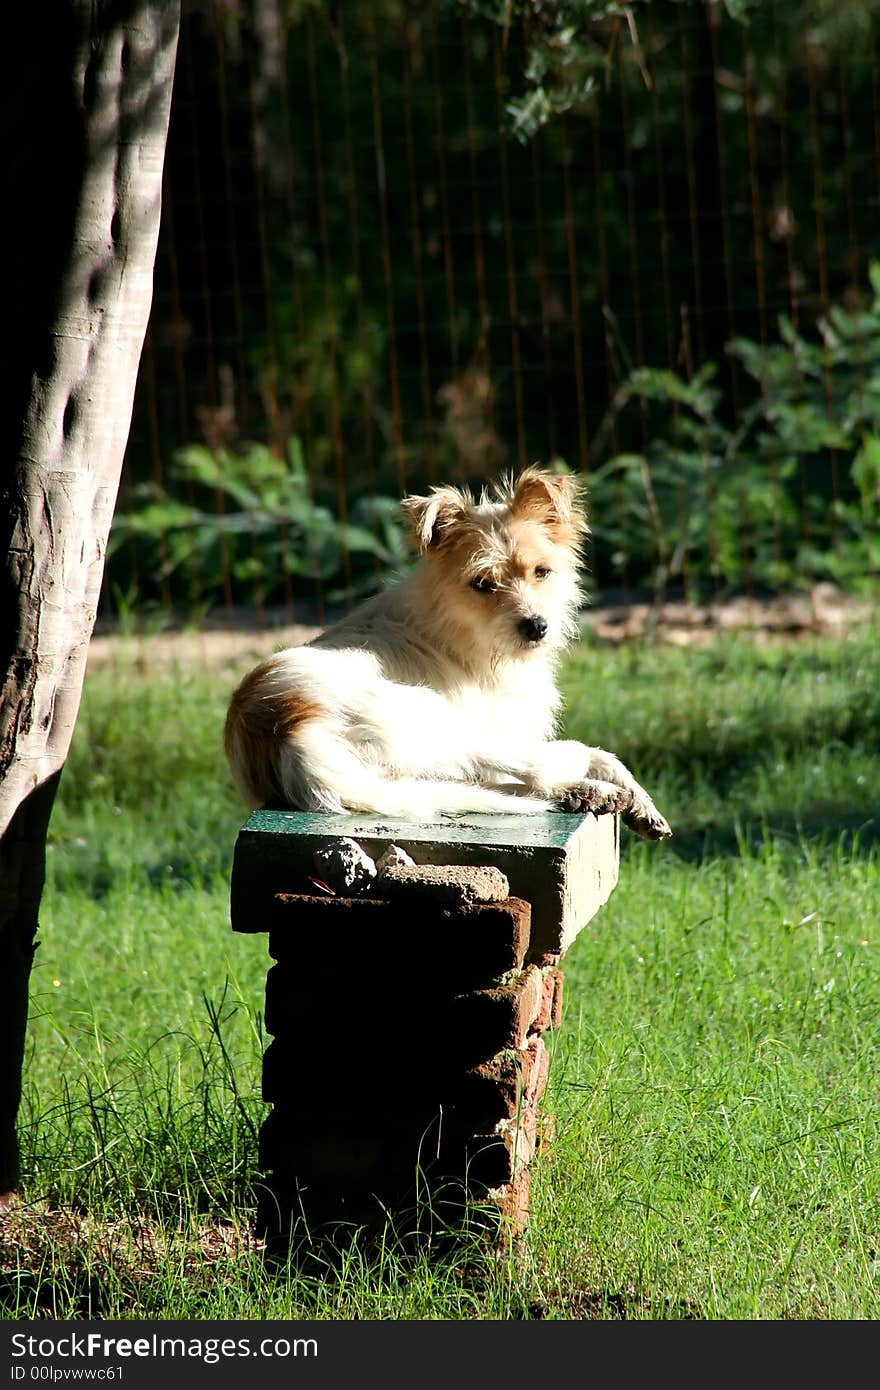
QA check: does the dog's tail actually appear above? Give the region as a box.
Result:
[224,656,324,809]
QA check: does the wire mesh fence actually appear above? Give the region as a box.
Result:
[111,0,880,627]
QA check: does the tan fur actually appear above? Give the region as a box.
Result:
[224,468,671,838]
[502,465,588,549]
[224,665,325,807]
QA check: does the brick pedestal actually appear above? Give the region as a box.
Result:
[230,810,619,1247]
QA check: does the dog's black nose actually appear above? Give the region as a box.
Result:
[519,615,548,643]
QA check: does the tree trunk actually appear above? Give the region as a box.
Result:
[0,0,180,1193]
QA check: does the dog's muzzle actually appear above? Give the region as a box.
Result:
[518,615,548,644]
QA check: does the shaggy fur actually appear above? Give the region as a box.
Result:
[225,468,671,837]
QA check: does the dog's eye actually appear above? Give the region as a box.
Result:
[534,566,552,581]
[470,575,495,594]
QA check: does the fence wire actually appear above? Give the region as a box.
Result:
[114,0,880,625]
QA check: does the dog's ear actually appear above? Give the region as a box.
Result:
[400,486,471,552]
[508,467,588,541]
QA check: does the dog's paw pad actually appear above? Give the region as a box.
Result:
[623,801,673,840]
[557,780,633,817]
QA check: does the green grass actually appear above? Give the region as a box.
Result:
[5,625,880,1318]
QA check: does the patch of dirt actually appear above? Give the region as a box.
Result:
[581,583,873,648]
[526,1288,701,1319]
[85,583,874,674]
[0,1198,263,1319]
[87,622,322,675]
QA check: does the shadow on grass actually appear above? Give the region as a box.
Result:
[47,850,234,901]
[648,810,880,865]
[256,1200,706,1320]
[0,1201,264,1321]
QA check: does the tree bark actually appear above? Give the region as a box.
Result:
[0,1,180,1193]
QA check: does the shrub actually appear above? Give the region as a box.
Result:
[589,265,880,596]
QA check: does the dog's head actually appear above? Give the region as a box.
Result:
[401,467,588,661]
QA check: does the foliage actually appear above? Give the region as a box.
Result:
[457,0,630,142]
[111,437,410,609]
[453,0,808,142]
[111,0,880,612]
[589,266,880,595]
[114,268,880,614]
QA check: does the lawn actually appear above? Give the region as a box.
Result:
[4,624,879,1318]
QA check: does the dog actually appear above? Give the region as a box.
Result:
[224,467,671,839]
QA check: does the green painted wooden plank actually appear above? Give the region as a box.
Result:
[240,807,597,852]
[230,808,620,960]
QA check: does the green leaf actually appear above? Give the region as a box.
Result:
[851,434,880,517]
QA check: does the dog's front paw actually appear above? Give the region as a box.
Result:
[557,779,633,817]
[623,798,672,840]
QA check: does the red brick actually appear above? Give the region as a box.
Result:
[440,1050,524,1130]
[440,1073,517,1133]
[437,1033,550,1131]
[532,966,564,1033]
[262,963,327,1037]
[530,950,562,970]
[447,964,543,1060]
[489,1167,531,1233]
[520,1035,550,1106]
[259,1109,387,1183]
[497,1110,538,1169]
[464,1109,538,1188]
[550,969,564,1031]
[268,893,531,987]
[262,1037,334,1103]
[462,1133,515,1188]
[268,893,394,960]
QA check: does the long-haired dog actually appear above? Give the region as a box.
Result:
[225,468,671,839]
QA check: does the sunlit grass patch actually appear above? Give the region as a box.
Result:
[8,626,878,1317]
